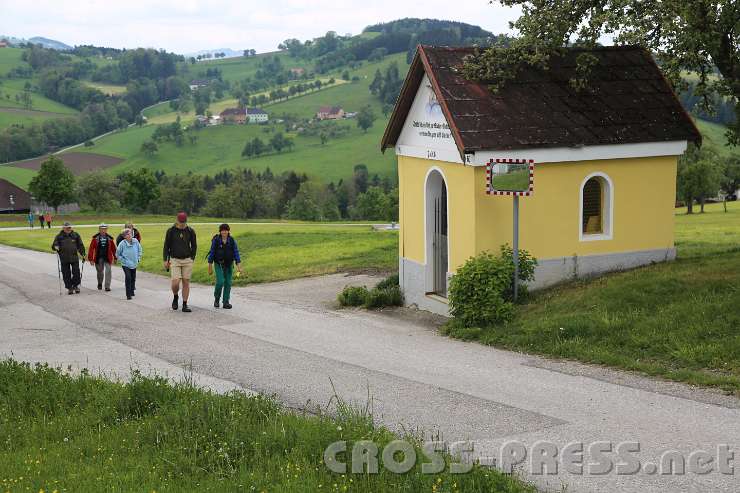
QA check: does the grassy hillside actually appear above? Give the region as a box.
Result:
[0,164,37,188]
[695,119,736,159]
[188,51,295,83]
[0,47,80,129]
[62,53,407,182]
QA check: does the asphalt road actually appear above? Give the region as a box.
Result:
[0,244,737,492]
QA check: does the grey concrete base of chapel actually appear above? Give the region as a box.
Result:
[400,247,677,317]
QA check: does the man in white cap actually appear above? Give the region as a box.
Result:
[88,223,116,291]
[52,221,85,294]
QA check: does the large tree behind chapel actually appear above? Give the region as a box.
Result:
[466,0,739,143]
[28,156,76,213]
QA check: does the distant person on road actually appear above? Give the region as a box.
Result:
[116,228,142,300]
[44,212,52,229]
[116,223,141,245]
[88,223,116,292]
[27,211,34,229]
[207,223,243,309]
[52,221,85,295]
[38,211,45,229]
[163,212,197,312]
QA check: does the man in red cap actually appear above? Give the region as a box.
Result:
[162,212,197,312]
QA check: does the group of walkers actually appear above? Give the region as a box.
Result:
[51,212,243,310]
[28,211,53,229]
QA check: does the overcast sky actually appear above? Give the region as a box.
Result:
[1,0,521,54]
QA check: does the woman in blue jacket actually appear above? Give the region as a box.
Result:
[207,224,243,309]
[116,229,142,300]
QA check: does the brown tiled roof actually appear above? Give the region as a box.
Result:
[220,108,244,116]
[318,106,343,115]
[381,45,701,158]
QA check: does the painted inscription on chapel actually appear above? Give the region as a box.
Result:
[412,120,452,140]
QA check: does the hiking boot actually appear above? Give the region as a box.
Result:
[74,286,81,294]
[172,295,179,310]
[222,302,232,309]
[182,302,192,313]
[97,284,102,290]
[214,299,220,308]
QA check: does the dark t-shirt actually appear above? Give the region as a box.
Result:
[97,234,110,262]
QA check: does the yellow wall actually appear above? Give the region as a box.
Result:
[399,154,678,272]
[398,156,477,269]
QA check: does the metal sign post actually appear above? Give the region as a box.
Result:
[486,158,534,303]
[512,194,519,301]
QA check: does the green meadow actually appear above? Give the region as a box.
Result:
[0,223,398,284]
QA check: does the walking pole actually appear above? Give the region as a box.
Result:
[56,254,62,296]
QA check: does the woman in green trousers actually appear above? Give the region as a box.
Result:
[207,224,243,309]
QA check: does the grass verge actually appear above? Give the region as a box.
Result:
[443,202,740,394]
[0,359,534,493]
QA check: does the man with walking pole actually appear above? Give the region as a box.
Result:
[52,221,86,295]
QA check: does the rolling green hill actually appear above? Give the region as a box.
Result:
[59,53,407,182]
[0,47,80,130]
[0,164,37,189]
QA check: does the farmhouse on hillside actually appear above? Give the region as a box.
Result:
[317,106,345,120]
[0,40,8,49]
[0,179,30,213]
[189,79,210,91]
[290,68,305,77]
[382,45,700,316]
[220,107,247,124]
[246,107,269,123]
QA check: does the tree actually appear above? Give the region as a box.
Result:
[270,132,290,153]
[77,171,117,211]
[721,156,740,211]
[320,131,328,145]
[356,105,376,133]
[353,164,369,194]
[28,156,76,212]
[135,113,145,127]
[202,184,237,217]
[352,187,393,220]
[467,0,740,144]
[120,168,160,212]
[140,140,158,156]
[677,145,723,213]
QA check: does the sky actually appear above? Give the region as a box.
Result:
[0,0,521,54]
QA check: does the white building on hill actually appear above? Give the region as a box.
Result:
[246,108,269,123]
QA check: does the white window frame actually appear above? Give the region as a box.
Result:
[579,172,614,242]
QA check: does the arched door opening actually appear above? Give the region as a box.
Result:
[425,169,448,297]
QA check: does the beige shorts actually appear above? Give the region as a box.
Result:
[170,257,194,280]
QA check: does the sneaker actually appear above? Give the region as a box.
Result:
[105,287,111,292]
[68,288,74,295]
[172,295,179,310]
[223,302,232,309]
[182,302,192,313]
[74,286,81,294]
[97,284,102,290]
[214,299,220,308]
[127,295,132,300]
